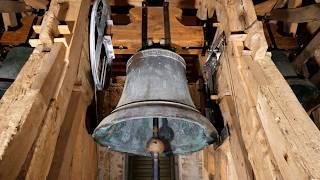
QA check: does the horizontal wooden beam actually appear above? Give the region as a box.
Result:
[111,7,204,54]
[269,4,320,23]
[108,0,200,9]
[24,0,48,9]
[0,1,31,13]
[33,24,71,34]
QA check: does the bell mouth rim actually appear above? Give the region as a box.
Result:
[93,102,219,156]
[126,48,186,72]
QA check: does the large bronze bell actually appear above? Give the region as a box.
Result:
[93,49,218,156]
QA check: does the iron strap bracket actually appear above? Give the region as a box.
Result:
[141,0,172,50]
[204,32,226,73]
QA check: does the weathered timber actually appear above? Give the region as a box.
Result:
[214,138,238,180]
[0,43,66,180]
[176,152,205,180]
[0,1,30,13]
[269,4,320,23]
[213,0,320,178]
[24,0,49,9]
[0,0,92,179]
[111,7,203,55]
[216,68,254,180]
[24,0,90,178]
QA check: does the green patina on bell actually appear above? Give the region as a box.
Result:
[93,49,218,156]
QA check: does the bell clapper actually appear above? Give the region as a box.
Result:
[147,118,165,180]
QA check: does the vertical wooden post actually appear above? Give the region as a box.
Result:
[2,13,18,31]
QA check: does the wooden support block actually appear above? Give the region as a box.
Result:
[254,0,278,16]
[39,11,60,46]
[229,34,247,42]
[244,21,268,60]
[196,0,215,20]
[33,24,71,34]
[29,37,70,48]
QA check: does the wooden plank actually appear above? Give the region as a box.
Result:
[215,0,320,173]
[29,37,70,47]
[69,112,97,180]
[0,1,30,13]
[213,139,238,180]
[111,7,203,55]
[47,79,94,180]
[47,34,93,180]
[269,4,320,23]
[24,0,90,178]
[220,39,320,179]
[257,56,320,179]
[33,24,71,34]
[254,0,278,16]
[202,146,215,179]
[213,0,256,34]
[217,95,254,179]
[176,151,204,180]
[97,147,126,180]
[47,91,85,180]
[0,43,66,180]
[24,0,49,9]
[108,0,201,9]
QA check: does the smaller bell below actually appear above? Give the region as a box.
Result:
[93,49,219,156]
